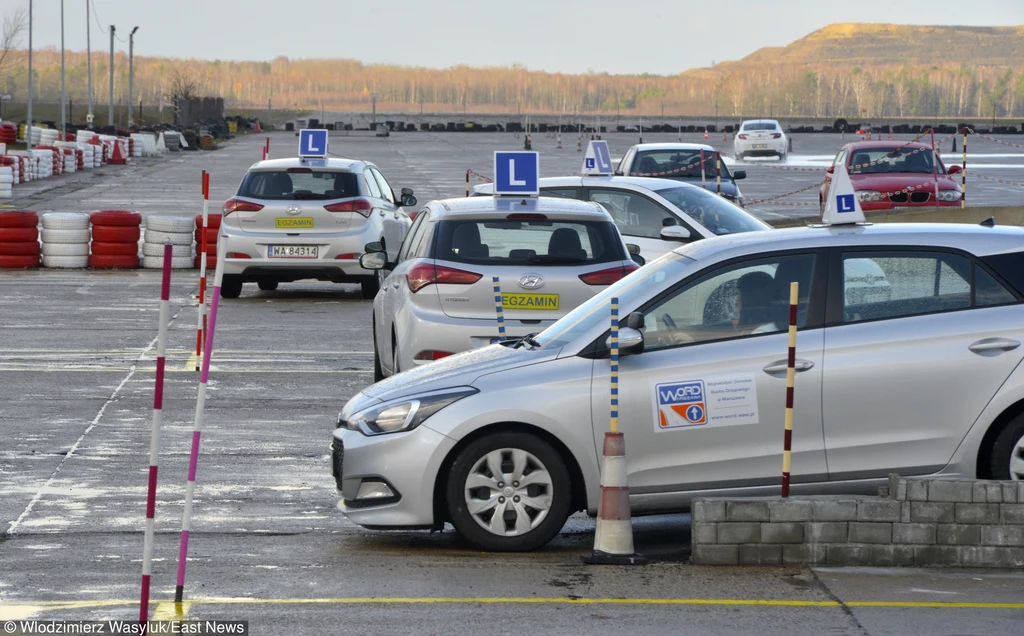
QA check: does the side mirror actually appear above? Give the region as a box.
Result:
[400,194,418,207]
[363,241,384,253]
[660,225,692,242]
[625,311,645,330]
[826,166,835,175]
[360,252,387,271]
[733,170,747,180]
[947,164,962,175]
[626,243,641,256]
[607,327,644,356]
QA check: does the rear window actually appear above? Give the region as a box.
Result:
[633,149,728,177]
[433,219,625,265]
[742,122,779,131]
[847,148,944,175]
[653,186,771,235]
[238,170,360,200]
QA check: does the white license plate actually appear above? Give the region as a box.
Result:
[753,144,768,149]
[268,245,318,259]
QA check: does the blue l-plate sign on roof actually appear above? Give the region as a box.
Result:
[493,151,539,196]
[298,129,328,158]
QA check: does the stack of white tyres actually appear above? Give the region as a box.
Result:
[31,149,53,179]
[40,213,91,268]
[0,166,12,199]
[142,216,195,269]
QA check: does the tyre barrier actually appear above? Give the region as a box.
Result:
[40,212,91,268]
[0,210,40,268]
[194,213,221,268]
[142,216,194,269]
[89,210,141,269]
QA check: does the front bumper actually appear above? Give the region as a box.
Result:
[220,226,376,281]
[331,424,456,529]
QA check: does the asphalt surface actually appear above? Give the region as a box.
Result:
[1,133,1023,635]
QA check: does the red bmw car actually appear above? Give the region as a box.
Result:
[820,141,964,212]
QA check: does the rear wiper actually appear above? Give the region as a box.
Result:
[291,192,329,200]
[526,255,588,264]
[517,333,542,349]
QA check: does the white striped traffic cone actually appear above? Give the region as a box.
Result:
[582,432,646,565]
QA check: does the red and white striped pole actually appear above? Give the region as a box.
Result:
[195,171,210,372]
[700,148,706,188]
[781,281,799,498]
[931,127,939,202]
[175,239,227,603]
[140,243,173,621]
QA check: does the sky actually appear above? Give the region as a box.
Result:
[9,0,1024,76]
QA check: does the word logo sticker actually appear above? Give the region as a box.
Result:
[655,380,707,429]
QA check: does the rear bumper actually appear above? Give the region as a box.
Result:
[734,140,786,156]
[220,224,376,280]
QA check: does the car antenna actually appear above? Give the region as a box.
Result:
[978,217,995,228]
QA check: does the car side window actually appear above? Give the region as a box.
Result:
[363,169,382,199]
[838,251,1010,323]
[397,210,429,263]
[370,167,395,204]
[640,254,817,352]
[588,188,675,239]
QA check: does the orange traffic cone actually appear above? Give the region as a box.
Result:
[108,138,128,165]
[253,119,262,133]
[703,128,709,140]
[722,130,727,142]
[581,432,646,565]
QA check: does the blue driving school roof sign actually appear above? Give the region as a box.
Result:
[298,129,329,158]
[493,151,539,196]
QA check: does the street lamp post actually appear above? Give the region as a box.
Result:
[128,27,138,128]
[26,0,33,149]
[87,0,93,128]
[108,25,115,127]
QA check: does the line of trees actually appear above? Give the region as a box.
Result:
[2,47,1023,120]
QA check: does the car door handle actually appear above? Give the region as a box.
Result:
[763,359,814,374]
[969,338,1021,353]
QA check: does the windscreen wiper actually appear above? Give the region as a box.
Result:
[526,255,588,264]
[517,332,542,349]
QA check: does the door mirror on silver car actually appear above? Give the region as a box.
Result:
[607,327,644,356]
[733,170,747,180]
[360,252,387,271]
[660,225,692,242]
[400,188,417,207]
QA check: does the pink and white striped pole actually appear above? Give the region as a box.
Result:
[140,243,173,621]
[175,239,227,603]
[195,171,210,372]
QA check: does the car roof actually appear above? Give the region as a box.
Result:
[843,140,931,151]
[473,175,716,193]
[628,143,716,152]
[429,196,611,219]
[677,223,1024,262]
[246,157,367,171]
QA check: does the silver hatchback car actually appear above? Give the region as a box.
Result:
[335,222,1024,551]
[360,196,641,380]
[219,157,415,299]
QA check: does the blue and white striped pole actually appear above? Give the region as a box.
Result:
[492,276,506,343]
[610,297,619,434]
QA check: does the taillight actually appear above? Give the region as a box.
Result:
[406,263,482,293]
[737,134,748,140]
[579,263,640,286]
[324,199,373,218]
[226,252,251,259]
[772,133,782,139]
[223,199,264,215]
[414,350,453,361]
[335,253,360,260]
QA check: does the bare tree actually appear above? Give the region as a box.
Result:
[0,7,28,84]
[169,68,202,101]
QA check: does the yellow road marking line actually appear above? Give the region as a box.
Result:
[152,601,191,620]
[185,352,199,371]
[2,598,1022,609]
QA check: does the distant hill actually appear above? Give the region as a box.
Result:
[0,23,1021,122]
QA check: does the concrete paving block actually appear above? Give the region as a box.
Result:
[693,522,718,545]
[693,500,726,523]
[959,546,1024,568]
[1001,483,1018,504]
[806,522,848,543]
[738,544,783,566]
[726,500,770,522]
[910,502,954,523]
[761,522,804,544]
[782,543,827,566]
[887,474,900,499]
[892,523,937,544]
[900,502,911,523]
[857,499,901,522]
[812,499,858,521]
[877,486,890,497]
[972,481,987,503]
[827,545,914,567]
[1000,504,1024,524]
[895,479,907,501]
[936,524,982,546]
[1019,482,1024,504]
[768,500,813,522]
[718,522,760,544]
[928,480,974,502]
[906,479,929,501]
[849,522,892,544]
[981,525,1024,547]
[914,545,962,567]
[955,503,1000,524]
[984,483,1004,503]
[691,544,739,565]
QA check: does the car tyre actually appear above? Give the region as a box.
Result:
[446,432,572,552]
[372,316,385,382]
[221,275,243,299]
[257,279,278,291]
[361,275,380,300]
[988,414,1024,480]
[391,333,401,375]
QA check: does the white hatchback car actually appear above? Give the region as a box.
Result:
[219,157,415,299]
[359,196,642,380]
[734,119,789,160]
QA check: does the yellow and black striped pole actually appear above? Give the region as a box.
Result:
[609,297,619,434]
[781,282,798,498]
[961,128,968,209]
[465,169,470,198]
[492,276,506,343]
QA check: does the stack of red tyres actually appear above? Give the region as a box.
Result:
[0,123,17,144]
[0,211,41,268]
[194,213,221,269]
[90,210,141,269]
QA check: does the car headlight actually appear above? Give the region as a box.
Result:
[937,189,962,202]
[856,190,884,202]
[338,387,478,435]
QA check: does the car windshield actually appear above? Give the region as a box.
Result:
[654,186,771,235]
[848,148,945,175]
[237,170,360,200]
[742,122,779,131]
[633,150,729,178]
[534,252,695,349]
[434,219,625,265]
